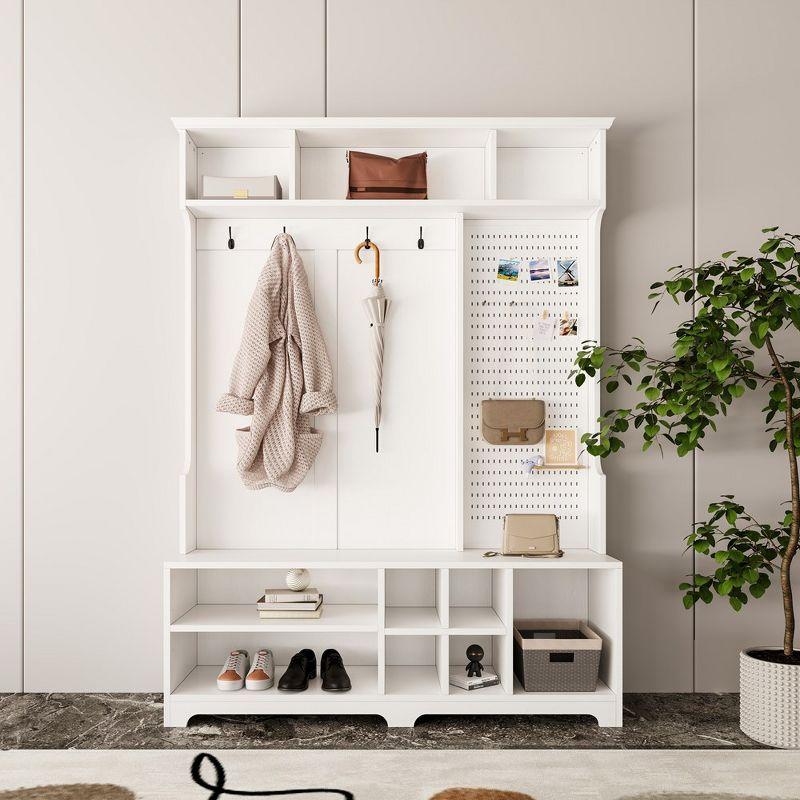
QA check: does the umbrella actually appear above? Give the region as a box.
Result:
[355,238,390,452]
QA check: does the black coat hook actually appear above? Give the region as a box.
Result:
[227,226,234,250]
[283,226,286,233]
[417,226,425,249]
[364,225,370,249]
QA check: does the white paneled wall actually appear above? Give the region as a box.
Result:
[22,0,239,691]
[0,0,23,693]
[9,0,800,693]
[240,0,326,115]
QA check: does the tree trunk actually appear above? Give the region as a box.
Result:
[766,336,798,656]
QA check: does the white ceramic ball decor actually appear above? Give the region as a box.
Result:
[286,568,311,592]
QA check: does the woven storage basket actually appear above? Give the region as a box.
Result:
[740,648,800,749]
[513,619,601,692]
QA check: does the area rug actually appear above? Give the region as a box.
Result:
[0,750,798,800]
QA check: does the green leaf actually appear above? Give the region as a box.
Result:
[721,251,736,259]
[575,373,586,387]
[777,247,795,263]
[760,238,781,254]
[762,226,779,233]
[730,596,743,612]
[682,594,694,609]
[740,267,755,282]
[645,387,659,401]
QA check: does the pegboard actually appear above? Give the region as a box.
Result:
[463,220,591,550]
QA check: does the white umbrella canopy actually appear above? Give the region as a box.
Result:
[354,237,390,452]
[362,281,390,452]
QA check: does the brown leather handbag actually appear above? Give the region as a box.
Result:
[346,151,428,199]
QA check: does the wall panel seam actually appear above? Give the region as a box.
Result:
[20,0,25,693]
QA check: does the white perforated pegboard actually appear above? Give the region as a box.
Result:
[463,221,591,550]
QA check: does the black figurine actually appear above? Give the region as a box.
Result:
[465,643,484,677]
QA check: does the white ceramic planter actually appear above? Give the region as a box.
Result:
[740,648,800,748]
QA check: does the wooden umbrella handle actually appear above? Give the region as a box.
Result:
[354,240,381,283]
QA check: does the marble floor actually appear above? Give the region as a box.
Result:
[0,693,762,750]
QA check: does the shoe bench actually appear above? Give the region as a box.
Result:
[164,549,622,728]
[166,116,620,730]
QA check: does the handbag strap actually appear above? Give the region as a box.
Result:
[482,550,564,559]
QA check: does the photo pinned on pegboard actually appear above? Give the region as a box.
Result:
[557,258,578,287]
[496,257,521,282]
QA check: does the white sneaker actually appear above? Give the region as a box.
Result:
[216,649,249,691]
[246,648,275,690]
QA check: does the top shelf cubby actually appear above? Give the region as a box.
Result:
[173,117,612,210]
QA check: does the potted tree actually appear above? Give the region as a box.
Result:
[573,227,800,748]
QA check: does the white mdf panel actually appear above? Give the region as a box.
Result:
[463,221,590,550]
[194,148,292,201]
[337,248,458,549]
[589,568,623,702]
[384,665,441,696]
[300,147,486,200]
[497,148,588,201]
[450,569,492,607]
[385,635,436,666]
[385,606,441,633]
[385,569,435,606]
[197,632,377,666]
[187,199,601,221]
[169,633,197,694]
[448,607,504,633]
[174,666,378,699]
[196,248,336,549]
[169,548,620,569]
[197,219,456,252]
[514,570,588,620]
[171,603,377,633]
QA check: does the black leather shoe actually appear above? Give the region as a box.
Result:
[320,648,351,692]
[278,649,316,692]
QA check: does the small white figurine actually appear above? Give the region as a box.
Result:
[285,568,311,592]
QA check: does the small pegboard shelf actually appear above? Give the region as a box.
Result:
[531,464,586,471]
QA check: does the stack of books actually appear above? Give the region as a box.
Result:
[256,586,323,619]
[449,667,500,691]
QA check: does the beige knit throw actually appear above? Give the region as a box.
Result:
[217,234,336,491]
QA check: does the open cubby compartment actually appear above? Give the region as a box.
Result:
[512,567,622,696]
[168,568,379,633]
[495,127,605,203]
[168,630,379,702]
[384,634,449,696]
[384,569,448,633]
[448,633,513,696]
[297,126,493,200]
[448,568,512,633]
[180,126,296,202]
